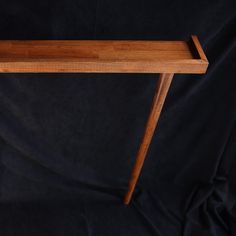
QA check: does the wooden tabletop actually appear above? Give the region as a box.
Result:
[0,35,208,73]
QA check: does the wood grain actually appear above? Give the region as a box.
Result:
[124,73,174,204]
[0,36,208,73]
[191,35,208,62]
[0,36,209,205]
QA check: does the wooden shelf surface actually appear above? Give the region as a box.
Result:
[0,35,208,73]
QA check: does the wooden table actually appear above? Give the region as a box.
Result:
[0,35,209,204]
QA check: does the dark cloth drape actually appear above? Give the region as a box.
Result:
[0,1,235,235]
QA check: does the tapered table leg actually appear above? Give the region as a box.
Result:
[124,73,174,205]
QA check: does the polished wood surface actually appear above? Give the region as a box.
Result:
[124,73,174,204]
[190,35,208,62]
[0,36,208,73]
[0,36,209,205]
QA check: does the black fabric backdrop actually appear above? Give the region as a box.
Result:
[0,1,236,235]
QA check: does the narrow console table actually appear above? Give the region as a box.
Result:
[0,35,208,204]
